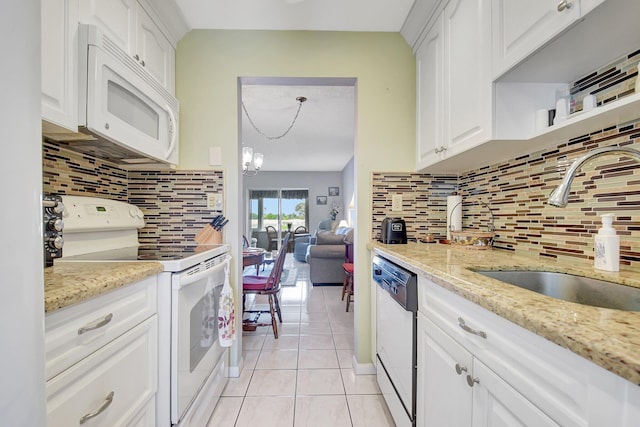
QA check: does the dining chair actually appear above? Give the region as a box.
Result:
[265,225,279,251]
[342,242,354,312]
[242,235,250,249]
[242,233,290,338]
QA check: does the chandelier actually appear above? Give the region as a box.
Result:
[242,96,307,141]
[242,146,263,176]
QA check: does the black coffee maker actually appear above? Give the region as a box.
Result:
[379,217,407,244]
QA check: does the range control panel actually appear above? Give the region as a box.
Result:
[43,195,64,267]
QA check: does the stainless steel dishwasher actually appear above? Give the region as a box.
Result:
[373,254,418,427]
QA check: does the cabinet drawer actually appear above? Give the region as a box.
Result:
[421,278,589,427]
[45,275,157,380]
[47,316,157,427]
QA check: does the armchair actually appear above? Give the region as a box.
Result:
[306,226,353,285]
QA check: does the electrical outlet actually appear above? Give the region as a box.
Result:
[207,193,223,211]
[392,194,403,212]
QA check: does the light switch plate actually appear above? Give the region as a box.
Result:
[392,194,403,212]
[207,193,223,211]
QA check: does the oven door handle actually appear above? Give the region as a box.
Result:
[174,254,231,289]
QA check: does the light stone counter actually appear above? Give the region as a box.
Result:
[44,262,163,313]
[369,241,640,386]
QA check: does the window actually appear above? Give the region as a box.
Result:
[249,189,309,233]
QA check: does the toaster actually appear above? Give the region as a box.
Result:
[379,217,407,244]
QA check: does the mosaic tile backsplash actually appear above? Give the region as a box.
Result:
[43,141,225,246]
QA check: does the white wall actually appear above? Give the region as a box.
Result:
[0,0,46,424]
[342,157,355,226]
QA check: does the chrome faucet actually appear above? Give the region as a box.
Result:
[548,146,640,207]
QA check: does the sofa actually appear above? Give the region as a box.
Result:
[306,226,354,285]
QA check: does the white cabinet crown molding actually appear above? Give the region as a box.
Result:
[137,0,189,47]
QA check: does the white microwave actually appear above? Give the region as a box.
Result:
[76,24,179,165]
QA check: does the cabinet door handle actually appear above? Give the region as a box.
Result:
[134,54,140,61]
[458,317,487,339]
[466,375,479,387]
[557,0,572,11]
[435,146,447,154]
[78,313,113,335]
[455,363,467,375]
[140,60,145,67]
[79,391,114,424]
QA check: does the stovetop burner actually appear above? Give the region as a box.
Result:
[57,243,228,272]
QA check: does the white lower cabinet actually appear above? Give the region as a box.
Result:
[471,357,557,427]
[417,276,640,427]
[418,314,556,427]
[47,317,157,426]
[418,312,472,427]
[45,277,158,427]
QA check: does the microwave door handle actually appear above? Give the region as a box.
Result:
[164,105,178,159]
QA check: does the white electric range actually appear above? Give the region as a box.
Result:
[56,195,231,427]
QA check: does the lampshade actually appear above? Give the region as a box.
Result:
[338,220,349,228]
[253,152,264,169]
[242,146,253,164]
[242,146,263,175]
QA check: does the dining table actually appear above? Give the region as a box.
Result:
[242,247,266,274]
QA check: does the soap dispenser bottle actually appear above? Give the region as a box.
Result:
[594,213,619,272]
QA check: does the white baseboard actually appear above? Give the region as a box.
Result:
[228,356,243,378]
[352,355,376,375]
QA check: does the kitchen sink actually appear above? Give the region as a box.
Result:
[473,270,640,312]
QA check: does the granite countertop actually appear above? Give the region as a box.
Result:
[369,241,640,385]
[44,262,164,313]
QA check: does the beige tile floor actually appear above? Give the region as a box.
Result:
[207,254,396,427]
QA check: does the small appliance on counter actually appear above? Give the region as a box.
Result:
[379,217,407,244]
[43,194,64,267]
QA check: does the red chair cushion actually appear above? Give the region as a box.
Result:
[342,263,354,274]
[243,275,275,291]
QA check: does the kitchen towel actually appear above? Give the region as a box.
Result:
[447,194,462,240]
[218,259,235,347]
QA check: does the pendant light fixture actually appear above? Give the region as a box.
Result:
[242,96,307,141]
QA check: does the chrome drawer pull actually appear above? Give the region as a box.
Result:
[78,313,113,335]
[557,0,572,12]
[455,363,467,375]
[79,391,114,424]
[466,375,480,387]
[458,317,487,339]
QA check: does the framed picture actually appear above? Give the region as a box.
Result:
[316,196,327,205]
[328,186,340,196]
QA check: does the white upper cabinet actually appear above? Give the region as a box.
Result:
[416,15,444,170]
[491,0,580,79]
[443,0,492,157]
[79,0,175,94]
[415,0,492,172]
[410,0,640,174]
[79,0,136,55]
[41,0,79,133]
[135,4,175,93]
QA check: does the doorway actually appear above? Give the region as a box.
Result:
[239,77,356,239]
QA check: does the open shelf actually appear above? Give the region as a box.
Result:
[423,92,640,175]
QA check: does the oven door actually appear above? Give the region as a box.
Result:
[170,255,229,424]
